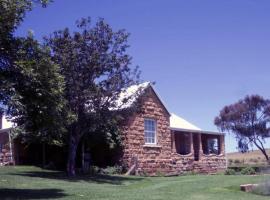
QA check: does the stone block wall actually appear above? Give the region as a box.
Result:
[121,87,173,175]
[120,86,227,175]
[0,130,13,165]
[192,155,227,173]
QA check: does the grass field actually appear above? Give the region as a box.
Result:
[0,166,269,200]
[227,149,270,166]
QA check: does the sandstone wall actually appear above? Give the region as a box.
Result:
[121,87,173,175]
[121,86,226,175]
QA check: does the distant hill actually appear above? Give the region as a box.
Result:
[227,149,270,166]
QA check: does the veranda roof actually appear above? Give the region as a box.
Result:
[170,113,201,131]
[169,113,224,135]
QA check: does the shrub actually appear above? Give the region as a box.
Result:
[241,166,256,175]
[100,165,123,175]
[224,168,236,175]
[88,165,124,175]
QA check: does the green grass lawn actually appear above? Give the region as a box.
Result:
[0,166,269,200]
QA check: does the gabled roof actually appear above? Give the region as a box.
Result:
[114,82,224,135]
[170,113,201,131]
[115,82,151,109]
[115,82,170,115]
[1,115,13,129]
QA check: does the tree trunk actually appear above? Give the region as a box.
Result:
[261,150,269,161]
[81,139,85,172]
[253,141,269,162]
[42,143,46,168]
[67,134,80,177]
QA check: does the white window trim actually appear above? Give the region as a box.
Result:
[144,118,157,145]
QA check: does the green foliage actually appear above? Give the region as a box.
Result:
[46,17,140,176]
[241,166,256,175]
[87,165,124,175]
[100,165,124,175]
[224,168,236,175]
[0,0,51,66]
[0,0,140,176]
[3,35,69,145]
[215,95,270,161]
[0,0,69,145]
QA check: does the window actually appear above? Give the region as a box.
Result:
[202,135,220,155]
[144,119,156,144]
[175,133,191,155]
[207,138,219,154]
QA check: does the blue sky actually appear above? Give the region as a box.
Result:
[16,0,270,152]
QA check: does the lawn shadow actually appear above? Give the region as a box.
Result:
[10,169,144,185]
[0,188,67,199]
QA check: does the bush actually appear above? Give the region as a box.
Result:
[100,165,123,175]
[241,166,256,175]
[87,165,124,175]
[224,168,236,175]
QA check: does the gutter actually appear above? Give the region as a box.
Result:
[169,127,225,135]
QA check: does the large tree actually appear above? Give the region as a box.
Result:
[0,0,52,113]
[0,0,50,72]
[46,17,140,176]
[215,95,270,162]
[0,0,68,166]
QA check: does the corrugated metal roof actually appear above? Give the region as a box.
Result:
[114,82,150,109]
[170,113,201,131]
[1,115,12,129]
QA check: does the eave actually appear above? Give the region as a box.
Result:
[170,127,225,135]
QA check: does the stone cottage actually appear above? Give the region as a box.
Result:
[119,82,226,175]
[0,82,226,174]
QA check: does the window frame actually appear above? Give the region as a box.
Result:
[207,138,219,155]
[144,118,157,145]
